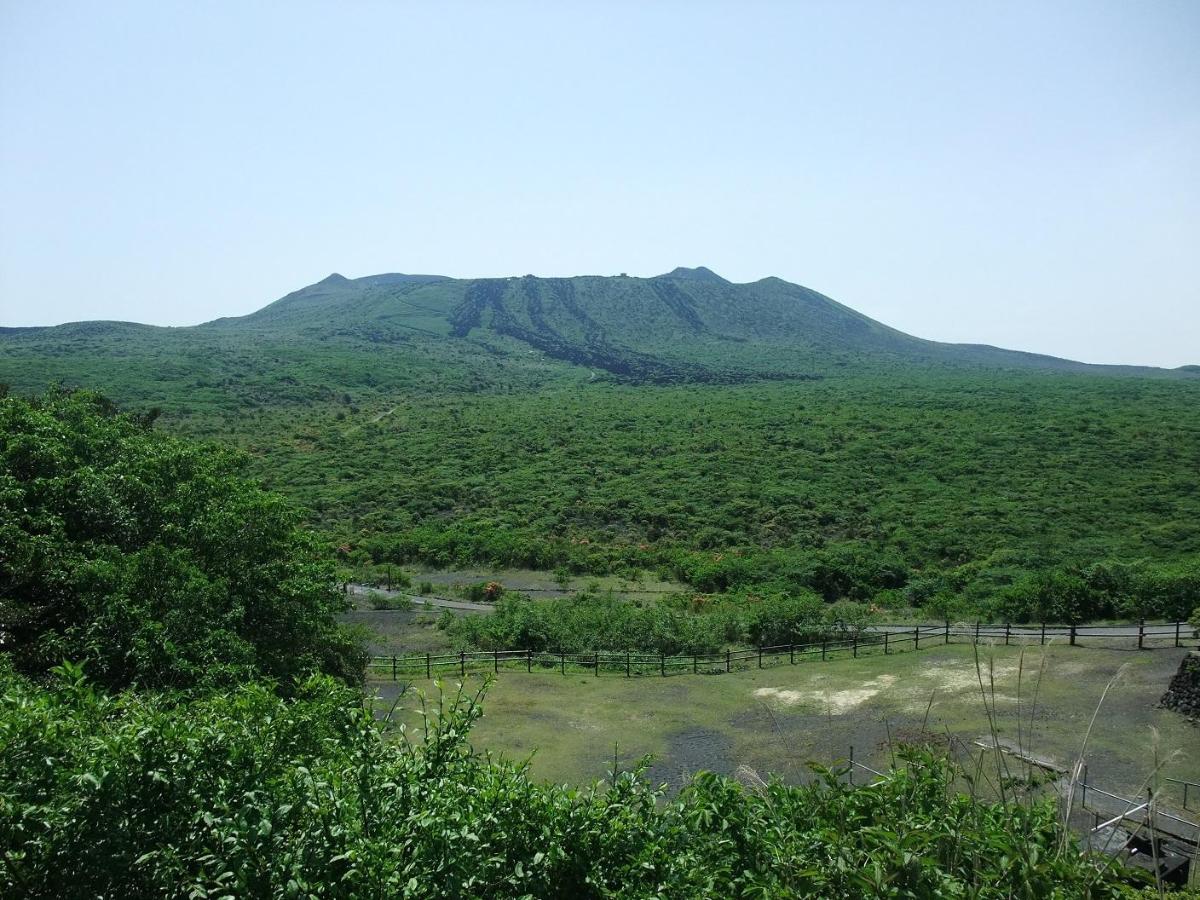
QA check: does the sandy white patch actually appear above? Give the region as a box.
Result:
[754,674,898,714]
[919,662,1020,693]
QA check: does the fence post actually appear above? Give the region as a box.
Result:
[1176,621,1182,648]
[661,654,666,677]
[848,745,854,786]
[1041,622,1046,646]
[945,619,950,644]
[1004,623,1010,646]
[726,649,731,673]
[1082,764,1088,807]
[460,651,465,677]
[694,654,698,674]
[853,634,858,658]
[426,653,431,679]
[527,649,532,673]
[758,647,763,669]
[884,632,889,655]
[1138,618,1145,650]
[392,655,397,681]
[627,651,631,678]
[974,621,980,645]
[1069,623,1077,646]
[914,626,919,651]
[560,652,565,675]
[822,637,827,661]
[595,652,599,677]
[789,643,794,665]
[494,650,499,674]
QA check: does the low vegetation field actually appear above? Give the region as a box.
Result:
[370,642,1200,811]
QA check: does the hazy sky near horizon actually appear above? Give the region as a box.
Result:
[1,2,1197,367]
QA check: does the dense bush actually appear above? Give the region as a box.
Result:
[7,343,1200,620]
[448,591,739,655]
[0,665,1141,898]
[0,390,365,689]
[245,376,1200,612]
[367,590,412,611]
[741,591,826,646]
[448,589,879,654]
[992,559,1200,623]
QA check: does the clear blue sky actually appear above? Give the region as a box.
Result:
[1,1,1197,367]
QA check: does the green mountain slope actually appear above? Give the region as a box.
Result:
[6,268,1172,412]
[3,268,1197,618]
[209,267,1178,381]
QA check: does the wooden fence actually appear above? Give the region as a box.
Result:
[845,739,1199,884]
[369,621,1195,681]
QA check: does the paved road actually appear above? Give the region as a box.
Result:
[348,583,494,613]
[865,622,1187,638]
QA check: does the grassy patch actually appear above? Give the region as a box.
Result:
[371,643,1200,805]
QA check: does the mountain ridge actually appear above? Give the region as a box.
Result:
[211,268,1174,379]
[0,270,1189,415]
[0,268,1181,375]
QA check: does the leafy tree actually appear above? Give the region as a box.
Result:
[1138,559,1200,620]
[450,591,735,655]
[743,591,825,646]
[995,570,1096,624]
[924,590,970,623]
[0,390,365,689]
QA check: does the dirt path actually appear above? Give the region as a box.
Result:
[349,583,494,613]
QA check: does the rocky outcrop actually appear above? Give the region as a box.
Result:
[1160,651,1200,721]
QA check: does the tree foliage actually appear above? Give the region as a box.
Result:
[0,390,365,689]
[0,666,1140,899]
[992,560,1200,623]
[447,588,879,655]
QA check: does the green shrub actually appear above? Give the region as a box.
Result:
[870,588,908,611]
[0,390,366,689]
[991,559,1200,623]
[450,592,733,655]
[924,591,970,622]
[368,591,412,611]
[743,591,825,646]
[0,666,1139,898]
[458,580,505,603]
[822,599,877,634]
[449,590,884,655]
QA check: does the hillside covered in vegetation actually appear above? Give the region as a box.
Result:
[2,271,1198,624]
[0,392,1165,896]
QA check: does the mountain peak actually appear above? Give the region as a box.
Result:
[660,266,728,283]
[317,273,352,286]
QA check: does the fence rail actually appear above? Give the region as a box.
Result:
[850,740,1199,861]
[369,621,1194,681]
